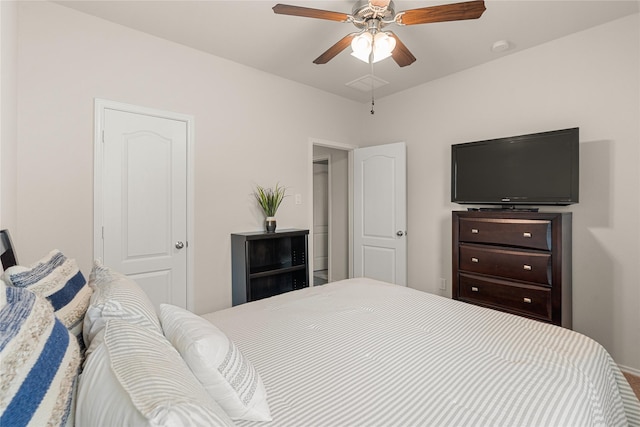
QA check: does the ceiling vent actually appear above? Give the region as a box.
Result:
[345,74,389,92]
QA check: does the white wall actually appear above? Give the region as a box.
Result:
[361,14,640,372]
[15,1,362,313]
[0,1,18,237]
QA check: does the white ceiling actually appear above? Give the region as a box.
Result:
[55,0,639,103]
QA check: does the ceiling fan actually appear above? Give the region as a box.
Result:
[272,0,486,67]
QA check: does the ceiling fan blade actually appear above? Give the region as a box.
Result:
[313,33,357,64]
[398,0,486,26]
[388,32,416,67]
[272,4,350,22]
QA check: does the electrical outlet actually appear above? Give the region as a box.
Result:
[295,194,302,205]
[439,278,446,290]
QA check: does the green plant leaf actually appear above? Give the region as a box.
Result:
[253,183,287,217]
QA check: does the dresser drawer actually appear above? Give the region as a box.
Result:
[459,244,551,285]
[458,274,552,321]
[459,218,551,250]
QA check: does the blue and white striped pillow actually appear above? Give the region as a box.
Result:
[0,282,80,427]
[4,250,92,354]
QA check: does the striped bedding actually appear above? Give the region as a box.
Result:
[204,278,640,427]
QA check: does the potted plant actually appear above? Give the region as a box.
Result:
[253,183,287,232]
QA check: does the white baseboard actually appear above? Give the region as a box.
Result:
[619,364,640,377]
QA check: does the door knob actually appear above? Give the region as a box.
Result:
[175,241,185,249]
[396,231,404,237]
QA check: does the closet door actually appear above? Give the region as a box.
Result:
[96,100,192,309]
[353,142,407,286]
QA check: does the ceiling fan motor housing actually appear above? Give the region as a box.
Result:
[351,0,396,29]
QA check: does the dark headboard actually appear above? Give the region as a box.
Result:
[0,229,18,270]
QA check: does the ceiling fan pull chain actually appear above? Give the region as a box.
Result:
[370,61,375,115]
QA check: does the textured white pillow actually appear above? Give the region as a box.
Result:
[0,282,80,427]
[77,320,234,427]
[1,265,29,283]
[160,304,272,421]
[83,261,162,347]
[3,250,92,353]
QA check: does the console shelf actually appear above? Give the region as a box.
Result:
[231,229,309,306]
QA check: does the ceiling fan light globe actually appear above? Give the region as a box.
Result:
[351,32,373,55]
[351,50,372,63]
[374,32,396,54]
[372,50,392,63]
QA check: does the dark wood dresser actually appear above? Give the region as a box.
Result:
[452,211,572,328]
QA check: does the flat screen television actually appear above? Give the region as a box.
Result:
[451,127,579,207]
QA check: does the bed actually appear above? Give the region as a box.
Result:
[1,232,639,426]
[205,278,640,426]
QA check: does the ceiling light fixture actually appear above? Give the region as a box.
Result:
[350,18,396,64]
[351,32,374,62]
[351,30,396,63]
[274,0,486,67]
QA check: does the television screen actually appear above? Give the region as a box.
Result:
[451,128,579,206]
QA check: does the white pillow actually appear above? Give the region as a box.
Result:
[76,320,234,427]
[83,261,162,347]
[76,329,147,427]
[160,304,272,422]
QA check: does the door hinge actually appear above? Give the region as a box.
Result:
[101,226,104,239]
[102,130,105,143]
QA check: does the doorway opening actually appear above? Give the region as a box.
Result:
[313,158,329,285]
[311,141,354,285]
[309,139,406,287]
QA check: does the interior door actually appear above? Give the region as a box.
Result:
[353,142,407,286]
[99,106,188,309]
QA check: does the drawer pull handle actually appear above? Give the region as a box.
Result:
[471,228,479,234]
[471,257,479,263]
[523,297,532,304]
[523,265,532,271]
[523,232,532,238]
[471,287,479,292]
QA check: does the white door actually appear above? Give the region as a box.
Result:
[353,142,407,286]
[97,103,190,309]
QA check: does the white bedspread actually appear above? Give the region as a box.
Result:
[204,278,640,426]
